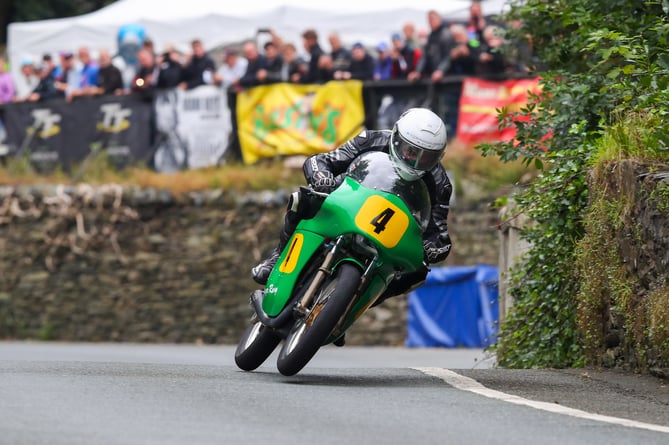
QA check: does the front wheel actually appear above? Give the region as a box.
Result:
[234,320,281,371]
[276,263,362,376]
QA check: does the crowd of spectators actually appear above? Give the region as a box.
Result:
[0,1,536,107]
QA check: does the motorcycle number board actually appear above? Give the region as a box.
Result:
[354,195,409,248]
[279,233,304,274]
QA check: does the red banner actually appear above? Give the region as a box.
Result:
[456,77,541,145]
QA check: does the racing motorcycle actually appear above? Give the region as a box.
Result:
[234,151,430,376]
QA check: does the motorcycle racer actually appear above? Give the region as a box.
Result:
[252,107,453,304]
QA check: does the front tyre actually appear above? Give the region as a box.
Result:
[234,320,281,371]
[277,263,361,376]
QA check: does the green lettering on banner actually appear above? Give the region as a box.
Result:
[322,104,340,144]
[251,99,343,145]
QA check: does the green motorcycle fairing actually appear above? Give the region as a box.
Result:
[262,151,430,318]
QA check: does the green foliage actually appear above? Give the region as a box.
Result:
[12,0,116,22]
[480,0,669,368]
[648,286,669,365]
[1,0,116,45]
[574,162,635,364]
[495,145,589,368]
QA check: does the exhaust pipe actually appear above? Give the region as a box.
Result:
[250,290,295,329]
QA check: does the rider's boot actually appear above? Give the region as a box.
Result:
[251,248,281,285]
[251,210,299,285]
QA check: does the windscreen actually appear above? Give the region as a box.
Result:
[346,151,431,230]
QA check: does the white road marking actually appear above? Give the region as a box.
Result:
[414,367,669,434]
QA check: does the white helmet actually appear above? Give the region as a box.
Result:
[389,108,448,181]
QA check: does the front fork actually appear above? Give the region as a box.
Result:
[295,234,381,340]
[293,237,345,316]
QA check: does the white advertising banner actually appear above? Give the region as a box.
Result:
[153,86,231,173]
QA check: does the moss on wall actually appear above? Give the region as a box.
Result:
[575,160,669,371]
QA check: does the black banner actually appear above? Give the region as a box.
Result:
[1,95,153,172]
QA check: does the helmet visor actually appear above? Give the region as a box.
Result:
[392,131,443,171]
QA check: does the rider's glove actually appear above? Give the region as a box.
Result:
[423,234,452,263]
[312,170,337,192]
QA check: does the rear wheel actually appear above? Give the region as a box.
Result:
[234,320,281,371]
[276,263,361,376]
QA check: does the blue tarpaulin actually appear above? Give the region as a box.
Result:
[406,264,499,348]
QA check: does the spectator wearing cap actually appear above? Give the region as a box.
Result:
[346,43,375,81]
[42,54,61,80]
[157,45,184,89]
[298,28,324,84]
[408,10,457,83]
[213,48,248,90]
[180,39,215,90]
[14,58,38,99]
[238,40,269,88]
[0,57,16,104]
[328,32,351,76]
[28,62,64,102]
[55,51,81,100]
[373,42,393,80]
[390,32,420,79]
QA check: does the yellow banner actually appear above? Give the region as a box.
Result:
[236,80,365,164]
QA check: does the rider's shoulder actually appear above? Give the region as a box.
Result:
[350,129,391,149]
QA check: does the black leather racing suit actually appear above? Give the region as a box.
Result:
[282,129,453,299]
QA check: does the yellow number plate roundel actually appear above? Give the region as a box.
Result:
[278,233,304,274]
[354,195,409,248]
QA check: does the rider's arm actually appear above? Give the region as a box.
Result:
[302,130,389,185]
[422,166,453,263]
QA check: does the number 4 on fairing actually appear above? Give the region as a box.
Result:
[370,208,395,234]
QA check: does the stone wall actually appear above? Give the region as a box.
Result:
[0,184,500,345]
[577,161,669,373]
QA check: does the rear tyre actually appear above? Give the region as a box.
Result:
[234,320,281,371]
[276,263,361,376]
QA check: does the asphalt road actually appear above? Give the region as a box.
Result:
[1,342,668,445]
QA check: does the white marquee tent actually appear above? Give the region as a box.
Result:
[7,0,512,92]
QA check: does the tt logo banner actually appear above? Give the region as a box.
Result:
[27,109,62,138]
[97,103,132,132]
